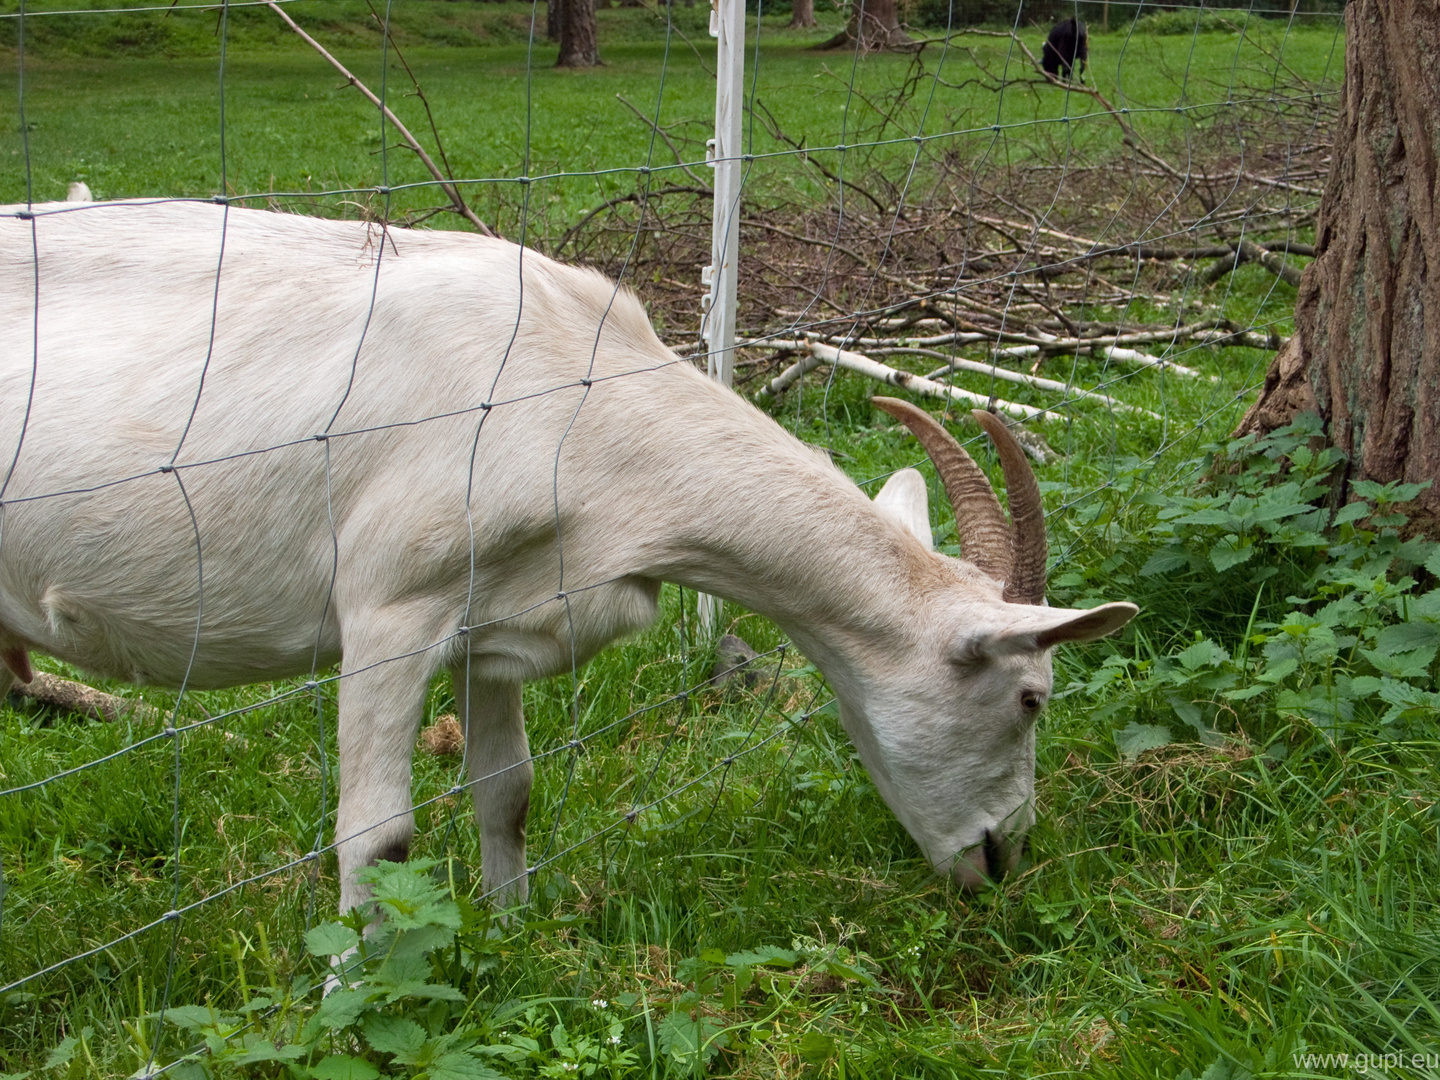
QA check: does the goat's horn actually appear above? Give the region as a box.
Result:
[970,409,1047,605]
[872,397,1012,587]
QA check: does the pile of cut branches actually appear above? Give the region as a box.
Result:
[308,11,1335,422]
[531,31,1334,421]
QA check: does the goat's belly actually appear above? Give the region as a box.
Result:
[0,567,342,689]
[0,488,344,688]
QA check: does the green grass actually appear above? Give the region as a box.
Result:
[5,7,1434,1080]
[0,4,1344,230]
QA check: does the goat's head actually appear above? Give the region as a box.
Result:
[850,398,1137,891]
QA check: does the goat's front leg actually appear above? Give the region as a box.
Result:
[333,614,447,918]
[451,665,532,908]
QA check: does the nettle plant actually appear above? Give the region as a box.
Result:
[65,861,639,1080]
[53,860,885,1080]
[1051,414,1439,758]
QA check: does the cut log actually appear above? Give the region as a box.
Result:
[10,671,161,724]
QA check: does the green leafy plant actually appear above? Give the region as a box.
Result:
[39,861,893,1079]
[48,861,647,1079]
[1057,415,1439,758]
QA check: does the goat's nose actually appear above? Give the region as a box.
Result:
[951,828,1025,892]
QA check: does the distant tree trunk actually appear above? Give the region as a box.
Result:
[546,0,558,41]
[555,0,600,67]
[789,0,816,29]
[814,0,913,50]
[1234,0,1440,534]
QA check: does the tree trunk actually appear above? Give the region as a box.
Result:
[555,0,600,67]
[814,0,913,51]
[546,0,558,41]
[789,0,816,30]
[1234,0,1440,533]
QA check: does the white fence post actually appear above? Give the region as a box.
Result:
[697,0,745,635]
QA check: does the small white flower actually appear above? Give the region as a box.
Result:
[608,1034,622,1045]
[591,998,609,1009]
[561,1063,578,1072]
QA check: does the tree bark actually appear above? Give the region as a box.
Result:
[814,0,914,51]
[789,0,816,30]
[1234,0,1440,533]
[555,0,600,67]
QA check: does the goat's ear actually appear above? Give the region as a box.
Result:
[1033,602,1138,647]
[872,468,933,550]
[984,601,1139,653]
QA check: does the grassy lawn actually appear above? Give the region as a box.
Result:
[7,6,1435,1080]
[0,4,1344,228]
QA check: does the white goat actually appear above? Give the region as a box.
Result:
[0,201,1135,912]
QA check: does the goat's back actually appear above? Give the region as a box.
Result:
[0,202,681,685]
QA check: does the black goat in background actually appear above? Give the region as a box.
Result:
[1042,16,1088,82]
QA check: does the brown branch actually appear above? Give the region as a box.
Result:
[13,671,162,724]
[751,99,892,217]
[363,0,459,185]
[614,94,711,188]
[1200,239,1306,287]
[741,218,872,267]
[554,186,712,255]
[264,1,498,238]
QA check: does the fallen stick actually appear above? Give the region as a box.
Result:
[993,341,1218,382]
[818,344,1055,421]
[913,354,1161,420]
[1097,346,1221,383]
[761,352,826,396]
[12,671,161,724]
[265,1,497,239]
[755,340,1054,421]
[1238,239,1305,287]
[1193,328,1290,351]
[820,319,1247,356]
[759,338,1157,417]
[850,330,1007,349]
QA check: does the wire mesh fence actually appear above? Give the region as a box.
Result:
[0,0,1345,1071]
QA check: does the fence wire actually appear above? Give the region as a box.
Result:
[0,0,1342,1069]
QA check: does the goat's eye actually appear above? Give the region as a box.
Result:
[1020,691,1044,711]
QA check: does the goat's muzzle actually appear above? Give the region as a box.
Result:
[951,827,1026,891]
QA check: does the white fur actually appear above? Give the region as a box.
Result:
[0,201,1135,907]
[872,469,934,551]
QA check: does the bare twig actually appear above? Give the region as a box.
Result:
[264,1,498,238]
[363,0,459,184]
[751,98,892,217]
[634,0,715,77]
[554,185,711,255]
[615,94,712,188]
[742,217,872,268]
